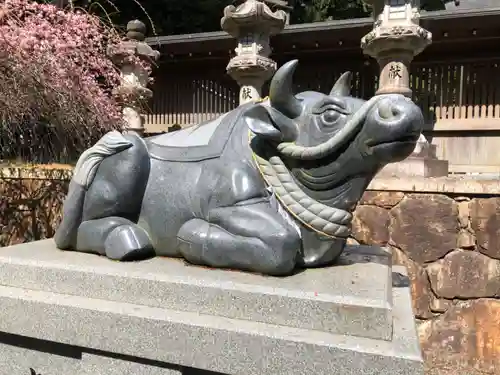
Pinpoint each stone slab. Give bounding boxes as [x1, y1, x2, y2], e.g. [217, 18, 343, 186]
[0, 265, 422, 375]
[368, 175, 500, 195]
[378, 157, 449, 177]
[0, 239, 393, 341]
[412, 142, 439, 159]
[0, 336, 182, 375]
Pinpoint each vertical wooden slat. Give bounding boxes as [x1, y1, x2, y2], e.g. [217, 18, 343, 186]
[166, 75, 171, 126]
[435, 65, 443, 121]
[184, 79, 189, 126]
[432, 65, 439, 122]
[165, 77, 171, 126]
[206, 78, 212, 121]
[208, 78, 213, 121]
[473, 66, 480, 119]
[409, 65, 417, 111]
[180, 79, 185, 126]
[149, 77, 156, 127]
[195, 78, 200, 124]
[162, 74, 167, 126]
[444, 64, 452, 120]
[487, 64, 494, 118]
[176, 78, 181, 125]
[206, 79, 211, 121]
[480, 63, 488, 119]
[215, 81, 220, 117]
[444, 64, 450, 119]
[198, 78, 203, 123]
[422, 66, 430, 122]
[221, 84, 227, 115]
[168, 78, 173, 126]
[210, 79, 215, 119]
[202, 78, 206, 123]
[217, 81, 222, 117]
[178, 79, 183, 126]
[157, 76, 162, 127]
[466, 63, 474, 119]
[173, 77, 178, 125]
[494, 62, 500, 118]
[479, 64, 489, 118]
[184, 79, 193, 124]
[153, 77, 159, 126]
[453, 64, 460, 119]
[185, 78, 191, 125]
[459, 64, 466, 119]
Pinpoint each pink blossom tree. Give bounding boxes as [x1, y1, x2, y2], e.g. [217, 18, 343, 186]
[0, 0, 133, 164]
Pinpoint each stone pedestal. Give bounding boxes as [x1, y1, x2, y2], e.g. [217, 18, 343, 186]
[361, 1, 432, 97]
[107, 20, 160, 136]
[362, 0, 448, 177]
[0, 240, 423, 375]
[378, 144, 450, 177]
[378, 136, 449, 177]
[221, 0, 286, 105]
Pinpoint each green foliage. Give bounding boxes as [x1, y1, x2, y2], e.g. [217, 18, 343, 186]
[85, 0, 234, 36]
[292, 0, 456, 23]
[291, 0, 369, 24]
[65, 0, 457, 37]
[421, 0, 451, 11]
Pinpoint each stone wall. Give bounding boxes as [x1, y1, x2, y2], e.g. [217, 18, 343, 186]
[350, 178, 500, 375]
[1, 169, 500, 374]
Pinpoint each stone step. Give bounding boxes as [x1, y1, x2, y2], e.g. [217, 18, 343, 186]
[0, 265, 422, 375]
[0, 240, 394, 341]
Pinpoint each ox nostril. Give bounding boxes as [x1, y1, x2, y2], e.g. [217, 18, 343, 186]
[378, 100, 399, 120]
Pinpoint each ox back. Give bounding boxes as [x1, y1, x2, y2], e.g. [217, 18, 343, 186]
[138, 104, 267, 256]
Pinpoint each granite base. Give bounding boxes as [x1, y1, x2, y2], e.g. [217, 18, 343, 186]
[378, 142, 449, 177]
[378, 156, 449, 177]
[0, 240, 424, 375]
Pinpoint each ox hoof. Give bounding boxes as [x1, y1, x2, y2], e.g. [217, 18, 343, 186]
[298, 236, 346, 268]
[104, 224, 154, 261]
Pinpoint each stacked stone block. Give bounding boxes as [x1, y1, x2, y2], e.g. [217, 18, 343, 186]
[350, 192, 500, 375]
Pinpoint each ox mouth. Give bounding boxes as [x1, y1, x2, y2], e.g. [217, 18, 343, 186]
[368, 133, 420, 148]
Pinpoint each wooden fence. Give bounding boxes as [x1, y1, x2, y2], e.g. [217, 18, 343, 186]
[145, 69, 239, 130]
[145, 57, 500, 174]
[412, 58, 500, 173]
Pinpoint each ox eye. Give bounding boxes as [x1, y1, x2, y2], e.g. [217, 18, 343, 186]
[321, 109, 341, 125]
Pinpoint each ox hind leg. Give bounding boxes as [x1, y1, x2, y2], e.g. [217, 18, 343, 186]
[75, 134, 154, 261]
[176, 199, 301, 276]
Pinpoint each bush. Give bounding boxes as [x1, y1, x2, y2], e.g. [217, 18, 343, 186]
[0, 0, 127, 164]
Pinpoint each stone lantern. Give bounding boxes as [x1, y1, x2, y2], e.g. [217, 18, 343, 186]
[362, 0, 448, 177]
[361, 0, 432, 97]
[221, 0, 287, 105]
[107, 20, 160, 136]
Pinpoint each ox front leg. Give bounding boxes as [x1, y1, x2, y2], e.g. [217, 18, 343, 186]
[176, 200, 301, 276]
[75, 217, 154, 261]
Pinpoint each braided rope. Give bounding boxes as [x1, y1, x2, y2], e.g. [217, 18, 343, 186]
[251, 147, 352, 239]
[248, 94, 379, 238]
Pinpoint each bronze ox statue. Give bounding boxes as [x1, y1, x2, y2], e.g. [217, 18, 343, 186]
[54, 60, 424, 276]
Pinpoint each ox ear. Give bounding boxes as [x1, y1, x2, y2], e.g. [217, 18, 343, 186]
[329, 72, 353, 97]
[243, 104, 298, 142]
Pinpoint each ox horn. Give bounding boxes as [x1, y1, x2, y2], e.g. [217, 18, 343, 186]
[329, 72, 353, 97]
[269, 60, 302, 119]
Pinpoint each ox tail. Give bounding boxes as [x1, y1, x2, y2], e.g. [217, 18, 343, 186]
[54, 131, 133, 249]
